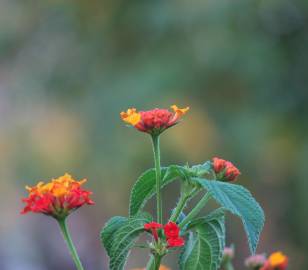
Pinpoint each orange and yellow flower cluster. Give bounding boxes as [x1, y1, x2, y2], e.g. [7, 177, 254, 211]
[120, 105, 189, 135]
[260, 252, 288, 270]
[245, 251, 288, 270]
[21, 173, 94, 219]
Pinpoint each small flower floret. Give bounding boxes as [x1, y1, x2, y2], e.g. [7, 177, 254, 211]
[144, 222, 163, 242]
[166, 237, 185, 248]
[164, 221, 184, 248]
[164, 221, 180, 239]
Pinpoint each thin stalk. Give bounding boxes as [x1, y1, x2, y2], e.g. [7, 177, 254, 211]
[146, 255, 161, 270]
[169, 187, 200, 223]
[146, 256, 155, 270]
[179, 192, 211, 229]
[225, 260, 234, 270]
[58, 218, 85, 270]
[169, 194, 190, 223]
[151, 135, 163, 224]
[154, 255, 162, 270]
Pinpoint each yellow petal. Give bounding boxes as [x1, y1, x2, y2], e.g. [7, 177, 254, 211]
[171, 105, 190, 116]
[120, 108, 141, 126]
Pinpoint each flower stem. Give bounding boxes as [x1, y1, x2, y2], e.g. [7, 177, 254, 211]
[169, 194, 190, 223]
[58, 218, 85, 270]
[154, 255, 162, 270]
[146, 254, 162, 270]
[146, 255, 155, 270]
[170, 187, 200, 223]
[225, 260, 234, 270]
[151, 135, 163, 224]
[178, 192, 211, 229]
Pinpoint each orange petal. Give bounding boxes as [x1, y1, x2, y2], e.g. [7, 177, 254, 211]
[120, 108, 141, 126]
[171, 105, 189, 116]
[268, 252, 288, 266]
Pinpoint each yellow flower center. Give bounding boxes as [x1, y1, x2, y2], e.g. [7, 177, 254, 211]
[26, 173, 87, 197]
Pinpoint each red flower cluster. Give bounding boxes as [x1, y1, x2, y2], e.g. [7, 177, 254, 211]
[120, 105, 189, 135]
[144, 221, 184, 248]
[21, 173, 94, 219]
[164, 221, 184, 248]
[212, 157, 240, 182]
[260, 252, 288, 270]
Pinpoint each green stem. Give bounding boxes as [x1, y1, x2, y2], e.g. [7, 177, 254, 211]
[146, 254, 162, 270]
[154, 255, 162, 270]
[170, 187, 200, 223]
[170, 194, 190, 223]
[179, 192, 211, 229]
[151, 135, 163, 224]
[146, 256, 155, 270]
[58, 218, 85, 270]
[225, 260, 234, 270]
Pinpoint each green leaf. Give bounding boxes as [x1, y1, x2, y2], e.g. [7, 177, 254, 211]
[100, 216, 127, 252]
[188, 207, 225, 227]
[100, 213, 152, 270]
[180, 211, 225, 270]
[193, 178, 265, 254]
[129, 166, 184, 217]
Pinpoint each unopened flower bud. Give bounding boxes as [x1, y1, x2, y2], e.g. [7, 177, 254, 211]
[245, 254, 266, 269]
[212, 157, 240, 182]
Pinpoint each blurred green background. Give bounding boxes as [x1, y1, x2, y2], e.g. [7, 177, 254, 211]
[0, 0, 307, 269]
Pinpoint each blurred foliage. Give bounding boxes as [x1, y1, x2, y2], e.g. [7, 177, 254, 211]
[0, 0, 307, 269]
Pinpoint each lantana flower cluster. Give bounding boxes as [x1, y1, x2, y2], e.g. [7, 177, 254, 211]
[120, 105, 189, 135]
[260, 252, 288, 270]
[213, 157, 241, 182]
[21, 173, 94, 219]
[144, 221, 184, 248]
